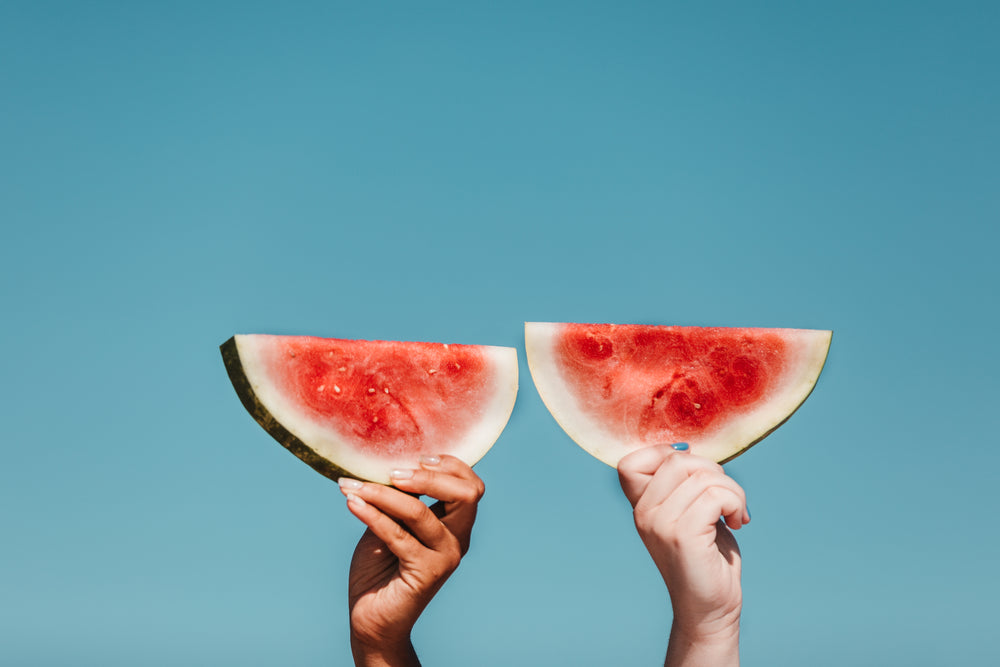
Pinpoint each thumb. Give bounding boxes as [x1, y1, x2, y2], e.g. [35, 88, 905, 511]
[617, 443, 690, 506]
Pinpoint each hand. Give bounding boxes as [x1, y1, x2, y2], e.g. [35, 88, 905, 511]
[618, 444, 750, 666]
[339, 455, 485, 667]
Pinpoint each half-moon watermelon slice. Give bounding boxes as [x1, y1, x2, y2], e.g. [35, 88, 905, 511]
[222, 334, 519, 484]
[524, 323, 831, 466]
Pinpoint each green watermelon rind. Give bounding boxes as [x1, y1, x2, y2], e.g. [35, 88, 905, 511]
[221, 335, 520, 484]
[222, 337, 354, 482]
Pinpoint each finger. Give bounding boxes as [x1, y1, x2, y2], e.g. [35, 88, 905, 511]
[427, 498, 478, 555]
[422, 454, 482, 486]
[342, 492, 426, 562]
[389, 464, 485, 505]
[339, 478, 455, 554]
[633, 454, 725, 516]
[392, 453, 483, 507]
[643, 469, 748, 529]
[618, 443, 690, 506]
[676, 485, 747, 535]
[389, 457, 485, 555]
[390, 467, 482, 545]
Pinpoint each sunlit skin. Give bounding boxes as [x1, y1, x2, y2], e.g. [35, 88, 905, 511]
[618, 443, 750, 667]
[342, 445, 748, 667]
[339, 455, 484, 667]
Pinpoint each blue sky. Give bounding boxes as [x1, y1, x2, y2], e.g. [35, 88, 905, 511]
[2, 2, 998, 665]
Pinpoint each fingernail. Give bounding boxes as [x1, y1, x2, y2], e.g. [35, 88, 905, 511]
[419, 455, 441, 466]
[671, 442, 689, 451]
[346, 493, 365, 507]
[338, 477, 363, 490]
[390, 469, 414, 480]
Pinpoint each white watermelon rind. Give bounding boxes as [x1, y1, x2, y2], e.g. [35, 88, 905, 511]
[524, 322, 832, 467]
[222, 335, 519, 484]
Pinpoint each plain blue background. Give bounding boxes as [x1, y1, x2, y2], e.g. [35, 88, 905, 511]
[2, 2, 997, 665]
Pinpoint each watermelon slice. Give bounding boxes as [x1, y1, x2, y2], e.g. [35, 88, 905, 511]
[524, 323, 831, 466]
[221, 335, 518, 484]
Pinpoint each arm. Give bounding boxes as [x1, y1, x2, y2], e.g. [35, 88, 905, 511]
[338, 455, 485, 667]
[617, 443, 750, 667]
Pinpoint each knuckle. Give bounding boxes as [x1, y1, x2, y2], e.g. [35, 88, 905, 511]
[424, 561, 446, 581]
[444, 546, 462, 571]
[693, 468, 719, 484]
[617, 455, 638, 475]
[415, 469, 437, 485]
[705, 485, 726, 501]
[440, 454, 466, 472]
[663, 455, 687, 473]
[458, 484, 482, 504]
[434, 537, 462, 574]
[387, 520, 409, 544]
[434, 557, 459, 580]
[705, 485, 735, 507]
[689, 469, 711, 485]
[633, 509, 653, 534]
[402, 499, 432, 524]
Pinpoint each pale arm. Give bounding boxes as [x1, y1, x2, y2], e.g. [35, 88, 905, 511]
[618, 443, 749, 667]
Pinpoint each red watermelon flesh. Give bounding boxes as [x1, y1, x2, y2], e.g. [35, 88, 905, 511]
[524, 323, 831, 465]
[222, 335, 518, 484]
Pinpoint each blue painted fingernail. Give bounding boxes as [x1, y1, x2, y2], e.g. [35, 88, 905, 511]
[671, 442, 689, 451]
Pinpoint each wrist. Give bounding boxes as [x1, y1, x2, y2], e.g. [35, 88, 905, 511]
[350, 632, 420, 667]
[665, 614, 740, 667]
[670, 602, 741, 639]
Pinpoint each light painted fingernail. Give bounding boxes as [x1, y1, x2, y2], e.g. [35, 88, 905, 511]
[419, 455, 441, 466]
[346, 493, 365, 507]
[390, 469, 414, 480]
[671, 442, 689, 451]
[338, 477, 363, 490]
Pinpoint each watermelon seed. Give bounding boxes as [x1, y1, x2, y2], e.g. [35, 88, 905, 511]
[454, 363, 461, 370]
[333, 385, 341, 393]
[338, 366, 347, 372]
[373, 417, 379, 423]
[694, 403, 702, 409]
[427, 369, 437, 375]
[384, 388, 390, 394]
[317, 385, 325, 392]
[368, 388, 376, 394]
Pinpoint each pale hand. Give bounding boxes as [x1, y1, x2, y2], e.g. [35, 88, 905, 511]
[618, 444, 750, 667]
